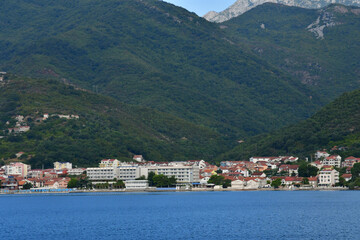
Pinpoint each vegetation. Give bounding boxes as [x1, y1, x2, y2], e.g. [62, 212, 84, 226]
[0, 76, 229, 167]
[22, 182, 33, 190]
[0, 0, 322, 140]
[221, 89, 360, 160]
[224, 3, 360, 104]
[152, 174, 176, 188]
[271, 178, 282, 188]
[298, 164, 318, 178]
[208, 175, 232, 188]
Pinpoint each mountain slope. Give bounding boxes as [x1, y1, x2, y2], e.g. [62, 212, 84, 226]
[0, 0, 321, 138]
[0, 75, 230, 168]
[220, 88, 360, 160]
[204, 0, 360, 22]
[221, 3, 360, 103]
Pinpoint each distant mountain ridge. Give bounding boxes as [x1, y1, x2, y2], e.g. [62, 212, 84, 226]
[204, 0, 360, 22]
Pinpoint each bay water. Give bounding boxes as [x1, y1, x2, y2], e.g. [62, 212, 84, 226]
[0, 191, 357, 239]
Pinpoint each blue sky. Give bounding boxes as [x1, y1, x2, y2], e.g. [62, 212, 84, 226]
[163, 0, 235, 16]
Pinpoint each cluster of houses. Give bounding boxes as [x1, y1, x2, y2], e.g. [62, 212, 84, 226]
[4, 113, 79, 136]
[0, 150, 358, 192]
[0, 161, 85, 191]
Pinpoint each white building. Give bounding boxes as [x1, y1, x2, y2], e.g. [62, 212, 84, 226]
[315, 151, 330, 160]
[54, 162, 73, 170]
[147, 164, 200, 183]
[118, 165, 139, 180]
[323, 155, 341, 168]
[87, 167, 118, 181]
[125, 180, 149, 190]
[4, 162, 31, 177]
[67, 168, 86, 175]
[318, 169, 339, 187]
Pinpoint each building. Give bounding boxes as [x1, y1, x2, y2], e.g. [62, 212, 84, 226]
[54, 162, 73, 170]
[118, 165, 139, 180]
[342, 157, 360, 168]
[147, 164, 200, 183]
[133, 155, 145, 162]
[323, 155, 341, 168]
[87, 167, 118, 181]
[278, 165, 300, 176]
[315, 151, 330, 160]
[99, 159, 120, 168]
[67, 168, 86, 176]
[318, 169, 339, 187]
[4, 162, 30, 177]
[125, 180, 149, 190]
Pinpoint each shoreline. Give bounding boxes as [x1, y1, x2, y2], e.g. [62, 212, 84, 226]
[0, 187, 349, 195]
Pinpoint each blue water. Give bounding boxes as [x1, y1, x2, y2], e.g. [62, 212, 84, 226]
[0, 191, 357, 240]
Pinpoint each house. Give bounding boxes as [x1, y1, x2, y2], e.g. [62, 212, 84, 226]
[318, 169, 339, 187]
[15, 152, 25, 158]
[281, 156, 299, 163]
[341, 174, 352, 182]
[231, 179, 245, 189]
[99, 159, 120, 168]
[284, 177, 303, 186]
[308, 177, 318, 188]
[310, 160, 323, 169]
[278, 165, 299, 176]
[1, 176, 18, 190]
[54, 162, 73, 170]
[67, 168, 86, 176]
[342, 157, 360, 168]
[251, 172, 266, 178]
[133, 155, 145, 162]
[315, 151, 330, 160]
[323, 155, 341, 168]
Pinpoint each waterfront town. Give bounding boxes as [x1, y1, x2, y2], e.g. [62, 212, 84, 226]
[0, 150, 358, 193]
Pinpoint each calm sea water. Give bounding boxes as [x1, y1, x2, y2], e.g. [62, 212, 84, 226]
[0, 191, 357, 240]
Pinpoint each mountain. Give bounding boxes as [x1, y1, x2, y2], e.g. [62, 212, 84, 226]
[0, 0, 321, 139]
[221, 3, 360, 103]
[220, 88, 360, 160]
[204, 0, 360, 22]
[0, 75, 229, 168]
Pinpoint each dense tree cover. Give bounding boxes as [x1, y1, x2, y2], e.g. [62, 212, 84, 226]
[298, 164, 318, 178]
[208, 175, 231, 188]
[152, 174, 176, 188]
[221, 89, 360, 160]
[0, 76, 229, 167]
[22, 182, 33, 190]
[224, 3, 360, 103]
[271, 178, 282, 188]
[0, 0, 322, 140]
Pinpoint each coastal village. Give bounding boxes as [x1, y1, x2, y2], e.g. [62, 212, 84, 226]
[0, 150, 357, 193]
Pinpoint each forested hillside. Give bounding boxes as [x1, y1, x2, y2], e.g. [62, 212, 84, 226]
[0, 75, 229, 168]
[220, 89, 360, 160]
[0, 0, 320, 139]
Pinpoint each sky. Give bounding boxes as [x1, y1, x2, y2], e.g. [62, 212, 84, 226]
[163, 0, 236, 16]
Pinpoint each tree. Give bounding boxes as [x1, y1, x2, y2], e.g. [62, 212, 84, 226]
[135, 175, 146, 180]
[113, 180, 125, 189]
[208, 175, 225, 186]
[298, 164, 318, 177]
[148, 171, 156, 186]
[67, 178, 79, 188]
[351, 163, 360, 181]
[302, 177, 309, 185]
[271, 178, 282, 188]
[152, 174, 176, 187]
[22, 182, 33, 189]
[216, 169, 222, 174]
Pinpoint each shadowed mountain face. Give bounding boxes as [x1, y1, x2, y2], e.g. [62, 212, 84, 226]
[0, 0, 320, 139]
[204, 0, 360, 22]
